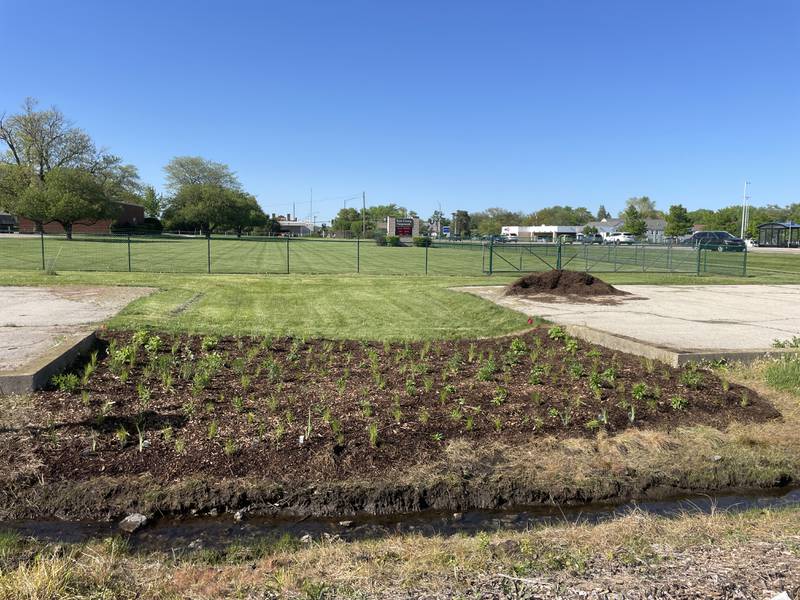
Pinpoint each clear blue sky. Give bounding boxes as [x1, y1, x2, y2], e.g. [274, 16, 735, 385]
[3, 0, 798, 224]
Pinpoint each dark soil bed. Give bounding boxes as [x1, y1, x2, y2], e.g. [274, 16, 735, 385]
[506, 270, 629, 298]
[2, 328, 778, 487]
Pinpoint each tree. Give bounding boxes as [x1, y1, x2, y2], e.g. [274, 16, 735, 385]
[163, 156, 241, 193]
[597, 205, 611, 220]
[1, 98, 138, 188]
[664, 204, 693, 238]
[470, 207, 524, 236]
[226, 192, 267, 237]
[526, 205, 593, 226]
[621, 205, 647, 237]
[167, 183, 240, 237]
[141, 185, 163, 219]
[623, 196, 663, 219]
[41, 168, 111, 239]
[583, 225, 598, 235]
[331, 207, 361, 233]
[451, 210, 471, 236]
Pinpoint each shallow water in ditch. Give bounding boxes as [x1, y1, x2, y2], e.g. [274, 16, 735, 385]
[3, 486, 799, 552]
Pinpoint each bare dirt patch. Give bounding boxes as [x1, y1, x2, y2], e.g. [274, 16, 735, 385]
[505, 269, 629, 301]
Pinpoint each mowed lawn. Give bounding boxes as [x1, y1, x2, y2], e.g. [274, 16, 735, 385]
[0, 271, 530, 340]
[0, 234, 488, 276]
[2, 234, 791, 278]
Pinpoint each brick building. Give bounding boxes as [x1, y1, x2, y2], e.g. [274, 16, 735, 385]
[16, 201, 145, 234]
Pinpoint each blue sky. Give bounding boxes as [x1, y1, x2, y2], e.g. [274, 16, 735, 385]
[2, 0, 798, 224]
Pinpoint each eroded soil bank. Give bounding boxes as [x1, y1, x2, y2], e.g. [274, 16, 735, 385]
[0, 330, 795, 521]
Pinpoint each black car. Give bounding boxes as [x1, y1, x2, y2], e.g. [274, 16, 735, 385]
[681, 231, 746, 252]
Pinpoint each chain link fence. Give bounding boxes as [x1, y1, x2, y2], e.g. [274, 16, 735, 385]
[0, 233, 747, 276]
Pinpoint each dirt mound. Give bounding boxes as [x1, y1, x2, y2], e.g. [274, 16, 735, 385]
[505, 270, 629, 298]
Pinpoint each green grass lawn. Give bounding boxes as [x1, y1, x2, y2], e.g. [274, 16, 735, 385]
[5, 234, 792, 279]
[0, 271, 531, 340]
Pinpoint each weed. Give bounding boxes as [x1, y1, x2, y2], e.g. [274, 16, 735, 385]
[174, 437, 186, 454]
[224, 438, 237, 456]
[465, 415, 475, 431]
[772, 336, 800, 349]
[207, 420, 219, 439]
[232, 396, 245, 413]
[548, 325, 567, 340]
[431, 432, 444, 442]
[492, 416, 502, 432]
[51, 372, 79, 393]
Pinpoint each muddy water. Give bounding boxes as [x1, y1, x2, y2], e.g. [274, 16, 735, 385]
[4, 487, 799, 551]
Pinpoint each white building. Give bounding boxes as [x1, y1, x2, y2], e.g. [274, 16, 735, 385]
[501, 225, 582, 242]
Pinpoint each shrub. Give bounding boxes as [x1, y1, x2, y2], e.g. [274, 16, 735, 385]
[412, 236, 431, 247]
[385, 236, 401, 247]
[373, 233, 387, 246]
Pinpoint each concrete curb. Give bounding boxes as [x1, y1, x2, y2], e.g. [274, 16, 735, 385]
[561, 323, 799, 367]
[0, 329, 98, 394]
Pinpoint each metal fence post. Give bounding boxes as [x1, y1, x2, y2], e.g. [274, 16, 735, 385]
[286, 237, 290, 274]
[127, 233, 132, 272]
[696, 248, 701, 275]
[40, 230, 45, 270]
[207, 235, 211, 274]
[357, 236, 360, 273]
[557, 239, 563, 271]
[488, 238, 494, 274]
[742, 248, 748, 277]
[425, 241, 429, 275]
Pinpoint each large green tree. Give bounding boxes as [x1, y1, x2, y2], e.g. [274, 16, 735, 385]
[226, 192, 267, 237]
[664, 204, 693, 237]
[163, 156, 241, 193]
[166, 183, 242, 237]
[526, 205, 593, 226]
[596, 205, 611, 220]
[41, 168, 112, 239]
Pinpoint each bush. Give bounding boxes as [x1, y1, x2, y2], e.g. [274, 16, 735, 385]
[412, 236, 431, 247]
[374, 233, 387, 246]
[386, 236, 401, 247]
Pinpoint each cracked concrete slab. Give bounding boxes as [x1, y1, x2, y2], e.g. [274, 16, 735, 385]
[0, 286, 154, 390]
[457, 284, 800, 357]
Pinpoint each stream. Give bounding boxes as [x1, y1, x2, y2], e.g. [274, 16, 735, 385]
[3, 486, 798, 552]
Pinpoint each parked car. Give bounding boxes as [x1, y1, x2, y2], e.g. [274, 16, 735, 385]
[605, 232, 636, 245]
[681, 231, 746, 252]
[581, 233, 604, 244]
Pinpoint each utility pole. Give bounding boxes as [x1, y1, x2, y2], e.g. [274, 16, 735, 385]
[740, 181, 751, 239]
[362, 191, 366, 236]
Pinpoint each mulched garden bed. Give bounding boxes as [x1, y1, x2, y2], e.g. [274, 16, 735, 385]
[8, 327, 779, 484]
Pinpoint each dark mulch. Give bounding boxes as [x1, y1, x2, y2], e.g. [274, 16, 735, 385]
[5, 329, 779, 485]
[505, 270, 629, 298]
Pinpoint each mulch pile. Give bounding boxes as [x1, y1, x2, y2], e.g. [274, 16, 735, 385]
[505, 269, 629, 298]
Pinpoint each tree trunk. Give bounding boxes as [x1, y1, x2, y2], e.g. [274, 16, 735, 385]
[64, 223, 73, 240]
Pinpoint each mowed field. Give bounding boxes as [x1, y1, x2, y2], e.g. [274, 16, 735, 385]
[0, 233, 778, 277]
